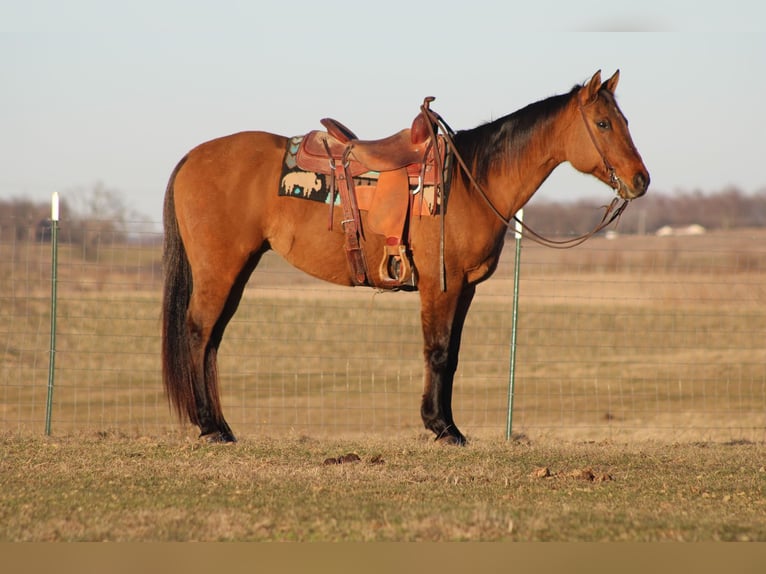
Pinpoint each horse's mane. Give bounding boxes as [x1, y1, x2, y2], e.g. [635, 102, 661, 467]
[452, 85, 581, 186]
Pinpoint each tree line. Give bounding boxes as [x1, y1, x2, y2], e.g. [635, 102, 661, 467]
[0, 184, 154, 258]
[520, 187, 766, 237]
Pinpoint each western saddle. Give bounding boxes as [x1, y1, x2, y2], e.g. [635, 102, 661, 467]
[295, 97, 448, 290]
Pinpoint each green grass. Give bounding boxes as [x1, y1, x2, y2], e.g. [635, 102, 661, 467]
[1, 432, 764, 541]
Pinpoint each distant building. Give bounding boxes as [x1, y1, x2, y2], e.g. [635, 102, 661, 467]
[655, 224, 706, 237]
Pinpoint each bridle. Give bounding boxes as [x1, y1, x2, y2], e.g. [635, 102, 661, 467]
[578, 98, 623, 194]
[420, 95, 629, 251]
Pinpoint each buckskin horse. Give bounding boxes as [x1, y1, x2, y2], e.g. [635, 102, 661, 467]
[162, 70, 649, 444]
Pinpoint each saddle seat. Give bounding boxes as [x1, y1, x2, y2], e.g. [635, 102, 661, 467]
[319, 112, 433, 173]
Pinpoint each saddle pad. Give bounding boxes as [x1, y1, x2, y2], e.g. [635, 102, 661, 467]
[279, 136, 338, 204]
[279, 135, 442, 216]
[279, 136, 383, 206]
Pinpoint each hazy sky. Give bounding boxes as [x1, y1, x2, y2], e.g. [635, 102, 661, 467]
[2, 1, 764, 222]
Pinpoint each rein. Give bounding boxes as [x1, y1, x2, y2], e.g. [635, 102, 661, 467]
[420, 98, 630, 250]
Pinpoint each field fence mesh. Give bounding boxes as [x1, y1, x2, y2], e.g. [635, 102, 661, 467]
[2, 216, 765, 442]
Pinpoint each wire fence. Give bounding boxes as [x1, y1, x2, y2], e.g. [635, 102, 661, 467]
[2, 215, 765, 442]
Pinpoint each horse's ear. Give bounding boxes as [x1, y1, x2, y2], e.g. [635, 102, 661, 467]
[580, 70, 602, 105]
[602, 70, 620, 94]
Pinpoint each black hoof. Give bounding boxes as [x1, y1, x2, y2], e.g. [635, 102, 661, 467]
[200, 430, 237, 443]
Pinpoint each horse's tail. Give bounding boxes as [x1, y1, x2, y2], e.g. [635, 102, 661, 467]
[161, 156, 198, 427]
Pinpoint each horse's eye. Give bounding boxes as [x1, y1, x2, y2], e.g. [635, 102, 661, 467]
[596, 119, 611, 130]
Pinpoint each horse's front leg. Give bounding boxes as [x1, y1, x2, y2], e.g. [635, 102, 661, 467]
[419, 283, 476, 445]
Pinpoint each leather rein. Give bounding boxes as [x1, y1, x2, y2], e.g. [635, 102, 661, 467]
[420, 98, 630, 250]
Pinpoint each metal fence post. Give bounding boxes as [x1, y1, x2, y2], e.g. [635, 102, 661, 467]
[505, 208, 523, 440]
[45, 192, 60, 436]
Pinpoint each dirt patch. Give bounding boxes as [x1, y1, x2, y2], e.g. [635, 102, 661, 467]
[531, 466, 613, 483]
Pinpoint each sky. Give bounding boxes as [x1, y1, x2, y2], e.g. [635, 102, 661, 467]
[1, 1, 764, 223]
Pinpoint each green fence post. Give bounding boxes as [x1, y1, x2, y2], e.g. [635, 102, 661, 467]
[45, 192, 59, 436]
[505, 208, 523, 441]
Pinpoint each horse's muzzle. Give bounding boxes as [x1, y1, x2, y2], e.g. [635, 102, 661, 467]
[618, 170, 650, 200]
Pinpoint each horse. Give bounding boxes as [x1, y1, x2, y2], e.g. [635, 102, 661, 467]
[161, 70, 649, 444]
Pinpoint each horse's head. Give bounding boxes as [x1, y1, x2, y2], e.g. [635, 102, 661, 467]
[568, 70, 650, 200]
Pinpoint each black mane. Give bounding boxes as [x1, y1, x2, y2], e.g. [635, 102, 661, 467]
[452, 85, 580, 185]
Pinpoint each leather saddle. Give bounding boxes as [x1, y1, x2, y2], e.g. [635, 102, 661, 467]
[294, 97, 447, 290]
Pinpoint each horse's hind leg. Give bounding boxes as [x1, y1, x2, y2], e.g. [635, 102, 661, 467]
[187, 255, 260, 442]
[186, 282, 236, 442]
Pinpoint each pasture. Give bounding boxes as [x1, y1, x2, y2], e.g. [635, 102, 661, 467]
[2, 433, 765, 541]
[1, 225, 765, 540]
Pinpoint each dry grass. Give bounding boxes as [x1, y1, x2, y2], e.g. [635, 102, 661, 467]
[2, 229, 765, 442]
[2, 227, 766, 542]
[1, 432, 764, 541]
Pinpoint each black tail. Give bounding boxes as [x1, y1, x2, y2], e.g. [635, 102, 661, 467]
[161, 156, 198, 426]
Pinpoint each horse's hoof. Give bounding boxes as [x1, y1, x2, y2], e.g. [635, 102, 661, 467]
[435, 434, 466, 446]
[201, 431, 237, 444]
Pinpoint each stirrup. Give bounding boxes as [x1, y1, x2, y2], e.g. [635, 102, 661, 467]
[378, 243, 415, 288]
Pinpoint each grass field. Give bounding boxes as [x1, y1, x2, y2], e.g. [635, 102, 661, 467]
[2, 225, 765, 541]
[2, 227, 764, 441]
[6, 230, 766, 441]
[1, 432, 764, 541]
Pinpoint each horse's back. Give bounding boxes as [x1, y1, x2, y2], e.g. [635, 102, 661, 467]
[181, 130, 286, 185]
[174, 130, 285, 216]
[170, 132, 287, 277]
